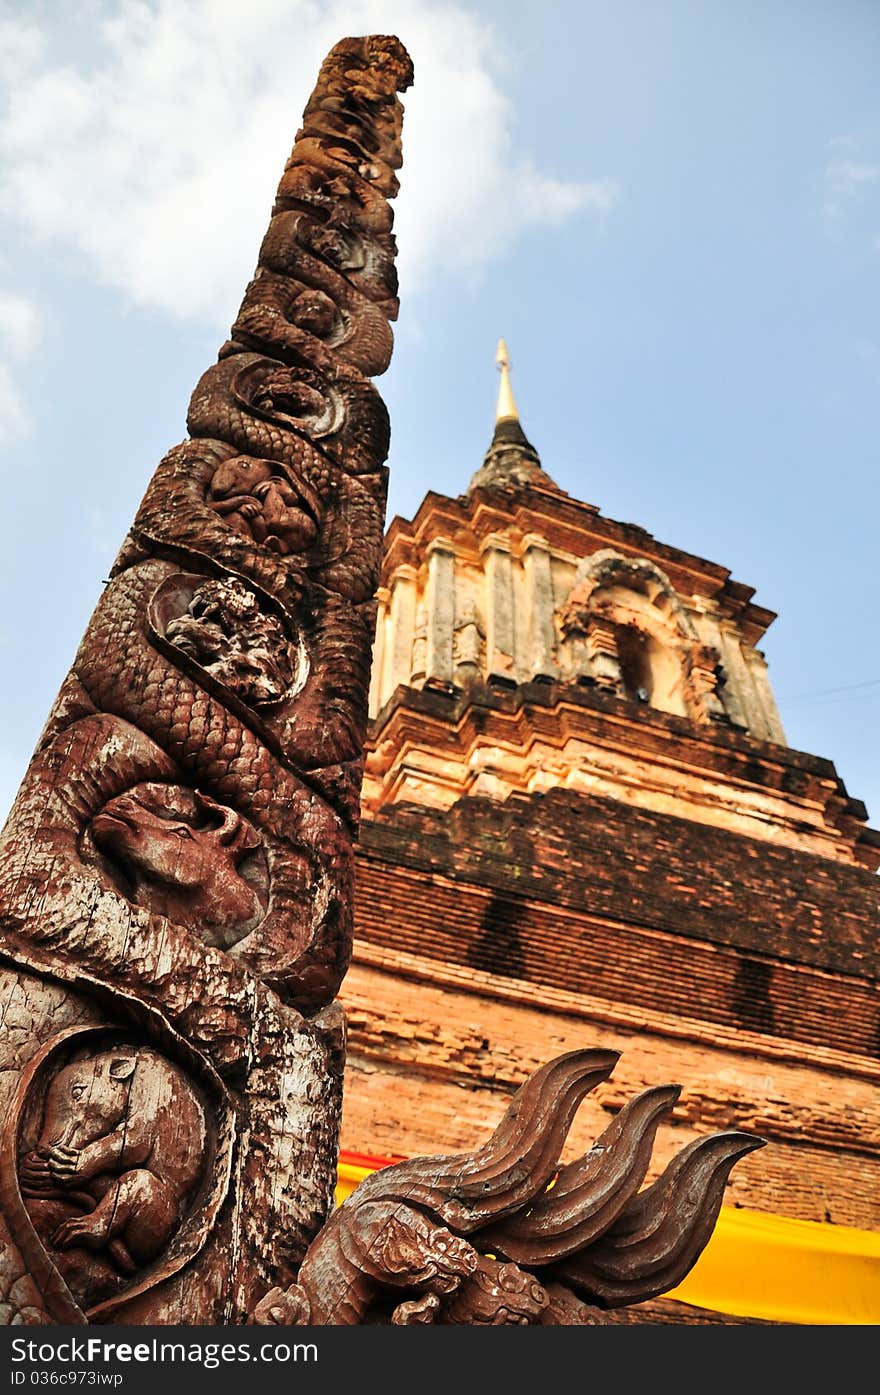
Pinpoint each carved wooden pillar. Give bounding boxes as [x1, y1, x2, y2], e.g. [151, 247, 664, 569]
[0, 35, 412, 1327]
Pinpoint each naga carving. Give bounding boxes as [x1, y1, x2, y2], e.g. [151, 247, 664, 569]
[248, 1052, 764, 1326]
[0, 34, 413, 1325]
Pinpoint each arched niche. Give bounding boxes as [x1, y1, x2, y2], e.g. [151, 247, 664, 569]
[557, 549, 725, 722]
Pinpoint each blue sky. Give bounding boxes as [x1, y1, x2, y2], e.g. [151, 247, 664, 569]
[0, 0, 878, 834]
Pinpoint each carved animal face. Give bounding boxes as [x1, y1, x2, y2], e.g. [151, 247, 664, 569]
[189, 577, 258, 625]
[91, 784, 266, 947]
[250, 368, 328, 425]
[210, 456, 273, 499]
[376, 1215, 478, 1296]
[38, 1054, 136, 1153]
[289, 289, 339, 339]
[441, 1256, 549, 1326]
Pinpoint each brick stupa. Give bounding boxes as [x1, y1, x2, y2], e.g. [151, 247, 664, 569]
[340, 342, 880, 1324]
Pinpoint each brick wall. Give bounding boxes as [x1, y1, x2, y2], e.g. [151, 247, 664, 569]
[353, 786, 880, 1056]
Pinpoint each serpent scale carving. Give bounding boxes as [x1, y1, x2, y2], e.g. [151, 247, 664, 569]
[0, 35, 413, 1325]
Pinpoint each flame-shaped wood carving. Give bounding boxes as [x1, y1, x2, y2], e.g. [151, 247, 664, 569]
[249, 1051, 765, 1326]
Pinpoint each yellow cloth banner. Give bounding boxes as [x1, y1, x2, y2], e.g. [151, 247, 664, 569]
[667, 1205, 880, 1324]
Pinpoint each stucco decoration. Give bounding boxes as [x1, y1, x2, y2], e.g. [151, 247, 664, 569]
[559, 549, 727, 720]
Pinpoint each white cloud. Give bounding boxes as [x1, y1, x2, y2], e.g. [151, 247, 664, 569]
[827, 160, 880, 193]
[0, 0, 617, 326]
[0, 289, 41, 439]
[0, 361, 31, 439]
[0, 12, 45, 84]
[820, 141, 880, 229]
[0, 290, 41, 357]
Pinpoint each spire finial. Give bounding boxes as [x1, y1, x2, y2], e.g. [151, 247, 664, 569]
[467, 337, 561, 497]
[495, 337, 519, 423]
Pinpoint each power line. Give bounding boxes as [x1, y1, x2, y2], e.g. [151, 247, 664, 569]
[784, 677, 880, 704]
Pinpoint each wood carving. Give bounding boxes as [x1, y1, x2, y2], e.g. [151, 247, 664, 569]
[249, 1051, 764, 1326]
[0, 34, 413, 1325]
[22, 1047, 204, 1271]
[89, 783, 268, 949]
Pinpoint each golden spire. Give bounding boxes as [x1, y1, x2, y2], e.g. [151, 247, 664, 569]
[495, 338, 520, 423]
[468, 335, 557, 495]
